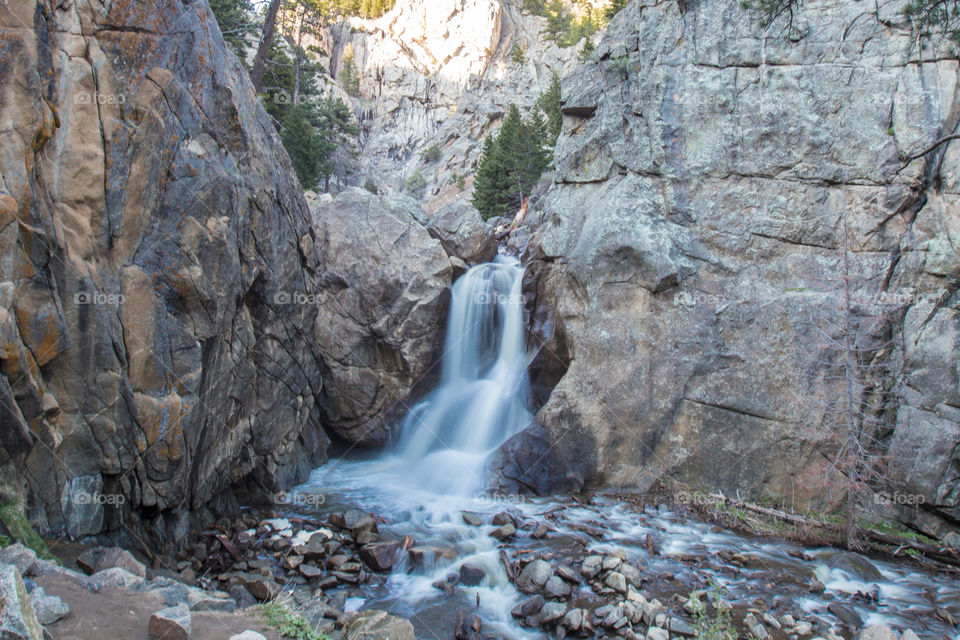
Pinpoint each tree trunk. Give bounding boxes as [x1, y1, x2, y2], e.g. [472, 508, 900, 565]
[250, 0, 282, 92]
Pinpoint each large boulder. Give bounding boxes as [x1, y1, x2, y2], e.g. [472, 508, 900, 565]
[424, 200, 497, 264]
[0, 0, 329, 547]
[308, 189, 451, 443]
[0, 563, 42, 640]
[345, 610, 416, 640]
[495, 0, 960, 538]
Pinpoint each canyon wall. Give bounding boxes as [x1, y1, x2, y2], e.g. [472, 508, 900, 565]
[494, 0, 960, 542]
[0, 0, 450, 549]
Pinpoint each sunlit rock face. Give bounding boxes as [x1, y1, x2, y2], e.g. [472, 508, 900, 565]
[0, 0, 451, 549]
[326, 0, 582, 204]
[494, 0, 960, 540]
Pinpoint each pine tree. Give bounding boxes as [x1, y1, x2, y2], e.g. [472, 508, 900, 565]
[537, 73, 563, 143]
[209, 0, 256, 56]
[471, 104, 555, 220]
[472, 135, 513, 219]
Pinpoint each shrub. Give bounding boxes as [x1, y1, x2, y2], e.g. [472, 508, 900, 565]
[510, 42, 526, 64]
[403, 170, 427, 195]
[362, 177, 379, 194]
[420, 143, 442, 163]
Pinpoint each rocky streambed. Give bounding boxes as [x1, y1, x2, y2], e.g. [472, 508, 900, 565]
[143, 456, 958, 640]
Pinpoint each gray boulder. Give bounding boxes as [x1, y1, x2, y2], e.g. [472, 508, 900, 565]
[309, 189, 452, 444]
[425, 200, 497, 264]
[0, 563, 42, 640]
[148, 603, 191, 640]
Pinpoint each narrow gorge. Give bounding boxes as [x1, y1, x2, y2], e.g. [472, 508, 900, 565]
[0, 0, 958, 638]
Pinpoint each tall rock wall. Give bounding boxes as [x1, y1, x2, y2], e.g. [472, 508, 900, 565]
[326, 0, 583, 207]
[497, 0, 960, 539]
[0, 0, 450, 549]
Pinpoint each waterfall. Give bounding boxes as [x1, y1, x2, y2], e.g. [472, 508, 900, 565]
[392, 256, 532, 497]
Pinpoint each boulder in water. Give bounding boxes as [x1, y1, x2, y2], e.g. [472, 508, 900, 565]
[458, 564, 486, 586]
[490, 522, 516, 541]
[517, 559, 553, 593]
[539, 602, 566, 625]
[462, 512, 483, 527]
[358, 541, 402, 572]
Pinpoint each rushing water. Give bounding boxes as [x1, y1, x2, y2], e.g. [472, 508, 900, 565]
[291, 259, 960, 640]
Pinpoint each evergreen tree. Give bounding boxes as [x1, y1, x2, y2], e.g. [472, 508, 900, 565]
[471, 135, 513, 219]
[209, 0, 256, 56]
[471, 104, 555, 220]
[537, 73, 563, 143]
[339, 45, 361, 96]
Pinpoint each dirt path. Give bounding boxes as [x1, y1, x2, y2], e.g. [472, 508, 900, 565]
[35, 573, 282, 640]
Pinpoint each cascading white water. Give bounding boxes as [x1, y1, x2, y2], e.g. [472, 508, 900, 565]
[392, 256, 532, 497]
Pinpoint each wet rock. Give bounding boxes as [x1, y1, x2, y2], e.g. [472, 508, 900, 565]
[454, 606, 483, 639]
[28, 586, 69, 624]
[581, 555, 602, 579]
[462, 512, 483, 527]
[544, 575, 571, 598]
[744, 614, 769, 640]
[827, 603, 862, 630]
[345, 610, 415, 640]
[604, 571, 627, 593]
[492, 512, 516, 527]
[358, 541, 402, 572]
[148, 603, 191, 640]
[458, 564, 486, 586]
[331, 510, 378, 536]
[642, 599, 664, 625]
[0, 564, 42, 640]
[854, 625, 899, 640]
[900, 631, 921, 640]
[539, 602, 566, 625]
[232, 573, 279, 601]
[517, 559, 553, 593]
[555, 564, 579, 584]
[602, 556, 623, 571]
[490, 522, 516, 541]
[646, 628, 669, 640]
[562, 608, 584, 630]
[794, 621, 814, 636]
[763, 613, 782, 630]
[531, 523, 550, 539]
[668, 616, 696, 636]
[299, 564, 323, 580]
[512, 595, 545, 618]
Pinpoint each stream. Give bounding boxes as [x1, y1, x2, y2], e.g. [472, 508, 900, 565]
[285, 258, 959, 639]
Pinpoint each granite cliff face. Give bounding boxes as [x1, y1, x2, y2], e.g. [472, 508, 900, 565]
[0, 0, 450, 548]
[324, 0, 583, 207]
[494, 0, 960, 540]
